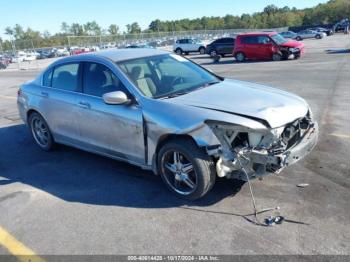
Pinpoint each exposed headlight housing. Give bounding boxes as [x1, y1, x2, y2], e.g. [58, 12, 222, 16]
[248, 133, 263, 147]
[289, 47, 299, 52]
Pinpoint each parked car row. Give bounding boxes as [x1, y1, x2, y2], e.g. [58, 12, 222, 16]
[280, 27, 333, 41]
[0, 55, 10, 69]
[173, 31, 305, 62]
[334, 18, 350, 32]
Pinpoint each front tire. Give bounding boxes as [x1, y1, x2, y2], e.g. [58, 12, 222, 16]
[29, 112, 55, 151]
[199, 47, 206, 55]
[296, 36, 302, 41]
[315, 34, 321, 39]
[272, 53, 282, 61]
[158, 138, 215, 200]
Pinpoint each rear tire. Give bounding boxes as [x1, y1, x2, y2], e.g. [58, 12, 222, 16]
[28, 112, 55, 151]
[157, 138, 216, 200]
[209, 50, 217, 58]
[175, 48, 183, 55]
[296, 36, 302, 41]
[235, 52, 246, 62]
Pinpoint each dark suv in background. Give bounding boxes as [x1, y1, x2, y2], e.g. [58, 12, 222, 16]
[206, 37, 235, 57]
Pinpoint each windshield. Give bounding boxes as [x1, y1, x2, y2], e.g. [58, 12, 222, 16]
[271, 34, 288, 45]
[117, 54, 220, 98]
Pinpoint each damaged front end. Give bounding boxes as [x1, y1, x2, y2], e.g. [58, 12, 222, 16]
[206, 112, 318, 181]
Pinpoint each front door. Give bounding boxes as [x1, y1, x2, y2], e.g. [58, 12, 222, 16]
[76, 62, 145, 164]
[255, 36, 273, 60]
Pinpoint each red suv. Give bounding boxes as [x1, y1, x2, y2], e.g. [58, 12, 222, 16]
[233, 32, 305, 62]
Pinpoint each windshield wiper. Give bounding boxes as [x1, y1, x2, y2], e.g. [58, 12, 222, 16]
[165, 91, 191, 98]
[158, 81, 220, 99]
[196, 81, 220, 90]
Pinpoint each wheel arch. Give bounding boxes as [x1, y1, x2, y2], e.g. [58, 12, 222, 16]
[151, 133, 210, 175]
[26, 108, 41, 124]
[26, 109, 53, 138]
[235, 51, 246, 61]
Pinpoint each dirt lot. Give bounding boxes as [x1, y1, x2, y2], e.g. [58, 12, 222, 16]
[0, 34, 349, 256]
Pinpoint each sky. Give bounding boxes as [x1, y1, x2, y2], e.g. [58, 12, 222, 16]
[1, 0, 328, 39]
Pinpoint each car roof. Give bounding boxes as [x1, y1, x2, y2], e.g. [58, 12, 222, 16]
[215, 37, 235, 40]
[237, 31, 277, 37]
[56, 48, 170, 64]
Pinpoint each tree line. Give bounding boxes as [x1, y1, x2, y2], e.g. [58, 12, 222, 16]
[1, 0, 349, 51]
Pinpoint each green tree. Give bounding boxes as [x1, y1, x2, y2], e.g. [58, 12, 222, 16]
[70, 23, 84, 36]
[108, 24, 119, 35]
[13, 24, 25, 39]
[4, 27, 14, 38]
[61, 22, 70, 34]
[264, 4, 279, 15]
[126, 22, 141, 34]
[84, 21, 101, 35]
[149, 19, 162, 32]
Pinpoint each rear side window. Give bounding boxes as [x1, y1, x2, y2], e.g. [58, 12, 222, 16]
[215, 39, 225, 44]
[52, 63, 80, 92]
[43, 69, 53, 87]
[224, 38, 235, 43]
[241, 36, 258, 44]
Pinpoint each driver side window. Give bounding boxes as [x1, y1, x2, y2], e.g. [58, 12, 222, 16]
[82, 62, 127, 97]
[257, 36, 271, 44]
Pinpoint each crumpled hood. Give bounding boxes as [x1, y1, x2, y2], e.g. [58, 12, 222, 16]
[168, 79, 309, 128]
[281, 40, 304, 49]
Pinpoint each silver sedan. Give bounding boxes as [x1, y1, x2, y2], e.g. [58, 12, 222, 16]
[17, 49, 318, 200]
[295, 29, 326, 40]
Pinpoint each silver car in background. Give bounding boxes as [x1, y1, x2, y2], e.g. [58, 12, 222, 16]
[17, 49, 318, 200]
[279, 31, 297, 39]
[295, 29, 326, 41]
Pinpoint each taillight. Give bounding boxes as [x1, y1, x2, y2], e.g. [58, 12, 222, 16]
[17, 88, 22, 97]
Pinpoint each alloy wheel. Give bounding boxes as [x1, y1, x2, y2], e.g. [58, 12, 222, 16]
[31, 116, 50, 148]
[161, 150, 197, 195]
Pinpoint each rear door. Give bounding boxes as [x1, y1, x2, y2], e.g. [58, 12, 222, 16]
[76, 61, 145, 164]
[241, 36, 259, 59]
[40, 62, 82, 143]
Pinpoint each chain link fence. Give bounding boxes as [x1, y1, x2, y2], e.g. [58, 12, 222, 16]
[67, 27, 288, 47]
[1, 27, 288, 70]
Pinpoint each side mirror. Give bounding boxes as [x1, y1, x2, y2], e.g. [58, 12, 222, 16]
[103, 91, 130, 105]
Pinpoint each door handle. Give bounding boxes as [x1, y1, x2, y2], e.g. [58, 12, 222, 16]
[78, 101, 91, 109]
[41, 91, 49, 98]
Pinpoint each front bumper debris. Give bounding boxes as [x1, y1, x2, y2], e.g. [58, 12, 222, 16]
[215, 121, 318, 181]
[282, 122, 318, 167]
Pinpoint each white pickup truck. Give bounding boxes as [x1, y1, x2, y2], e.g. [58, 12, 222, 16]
[173, 39, 206, 55]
